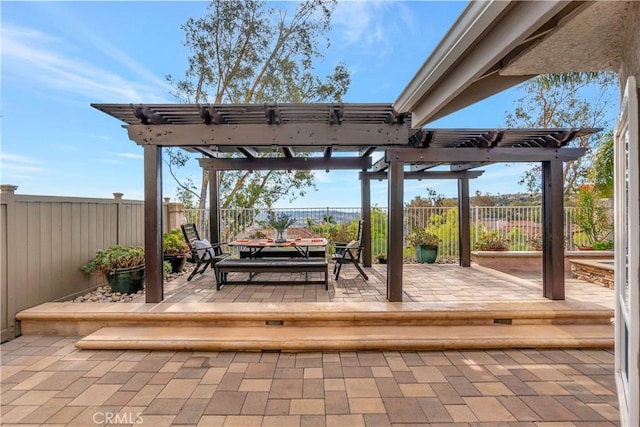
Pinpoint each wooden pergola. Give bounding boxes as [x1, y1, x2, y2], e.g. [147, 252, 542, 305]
[93, 103, 596, 303]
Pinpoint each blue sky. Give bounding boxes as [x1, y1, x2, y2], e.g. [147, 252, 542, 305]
[0, 1, 606, 208]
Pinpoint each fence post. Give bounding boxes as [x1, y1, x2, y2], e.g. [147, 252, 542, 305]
[1, 185, 19, 340]
[166, 201, 185, 233]
[113, 192, 124, 245]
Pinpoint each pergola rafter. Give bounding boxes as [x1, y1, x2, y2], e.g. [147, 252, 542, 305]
[92, 102, 598, 304]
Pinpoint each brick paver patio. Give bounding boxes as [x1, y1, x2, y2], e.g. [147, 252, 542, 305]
[156, 264, 615, 310]
[1, 264, 619, 425]
[1, 336, 619, 426]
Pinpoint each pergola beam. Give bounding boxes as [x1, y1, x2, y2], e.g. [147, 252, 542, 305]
[409, 162, 441, 172]
[386, 147, 587, 163]
[191, 147, 218, 158]
[198, 156, 372, 171]
[371, 157, 389, 172]
[359, 146, 376, 157]
[282, 146, 296, 158]
[126, 123, 408, 147]
[450, 162, 491, 171]
[237, 147, 258, 159]
[360, 170, 484, 180]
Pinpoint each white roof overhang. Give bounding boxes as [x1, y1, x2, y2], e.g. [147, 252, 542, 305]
[395, 0, 630, 127]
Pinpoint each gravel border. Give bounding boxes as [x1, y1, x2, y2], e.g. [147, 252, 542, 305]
[70, 264, 195, 303]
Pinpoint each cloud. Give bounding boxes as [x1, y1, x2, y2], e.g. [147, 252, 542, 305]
[312, 170, 334, 184]
[0, 153, 43, 164]
[333, 1, 389, 49]
[7, 174, 38, 180]
[1, 24, 169, 103]
[0, 153, 46, 175]
[115, 153, 144, 160]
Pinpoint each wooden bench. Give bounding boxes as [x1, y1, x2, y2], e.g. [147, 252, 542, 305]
[214, 258, 329, 290]
[239, 247, 326, 259]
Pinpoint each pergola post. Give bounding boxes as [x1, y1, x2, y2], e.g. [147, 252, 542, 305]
[542, 160, 565, 300]
[387, 158, 404, 302]
[144, 145, 163, 303]
[361, 173, 372, 267]
[458, 177, 471, 267]
[209, 170, 221, 243]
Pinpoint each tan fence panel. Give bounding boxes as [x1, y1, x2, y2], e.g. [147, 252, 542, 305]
[1, 190, 147, 341]
[1, 203, 8, 341]
[117, 202, 145, 246]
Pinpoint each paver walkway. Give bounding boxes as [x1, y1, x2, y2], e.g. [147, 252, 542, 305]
[1, 336, 619, 426]
[2, 264, 619, 425]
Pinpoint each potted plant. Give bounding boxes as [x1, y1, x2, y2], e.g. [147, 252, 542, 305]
[267, 212, 296, 242]
[407, 228, 440, 264]
[527, 235, 543, 251]
[474, 231, 510, 251]
[163, 228, 189, 273]
[376, 253, 388, 264]
[592, 240, 614, 250]
[81, 246, 145, 294]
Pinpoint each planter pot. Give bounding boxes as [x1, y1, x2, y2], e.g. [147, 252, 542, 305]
[106, 265, 145, 294]
[377, 257, 387, 264]
[164, 254, 187, 273]
[415, 245, 438, 264]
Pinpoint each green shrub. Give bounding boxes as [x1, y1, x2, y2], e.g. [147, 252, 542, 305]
[592, 240, 614, 250]
[163, 229, 189, 255]
[81, 246, 145, 277]
[474, 231, 509, 251]
[407, 228, 440, 247]
[163, 261, 172, 275]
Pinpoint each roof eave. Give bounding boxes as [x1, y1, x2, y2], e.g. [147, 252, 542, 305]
[393, 0, 510, 115]
[394, 0, 571, 128]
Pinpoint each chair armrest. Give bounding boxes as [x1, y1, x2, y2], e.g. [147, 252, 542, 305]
[333, 242, 348, 255]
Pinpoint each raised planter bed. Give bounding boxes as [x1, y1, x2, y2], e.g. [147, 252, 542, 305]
[569, 259, 614, 289]
[472, 250, 614, 278]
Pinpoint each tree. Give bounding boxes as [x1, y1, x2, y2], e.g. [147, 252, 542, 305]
[505, 72, 617, 196]
[405, 188, 456, 233]
[591, 131, 614, 198]
[165, 0, 350, 210]
[471, 191, 495, 207]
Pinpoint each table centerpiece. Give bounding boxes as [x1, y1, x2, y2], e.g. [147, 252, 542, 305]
[267, 212, 296, 243]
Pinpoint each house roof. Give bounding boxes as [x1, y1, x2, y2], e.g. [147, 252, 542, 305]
[394, 0, 629, 127]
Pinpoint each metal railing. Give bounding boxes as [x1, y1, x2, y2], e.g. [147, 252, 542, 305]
[183, 205, 579, 258]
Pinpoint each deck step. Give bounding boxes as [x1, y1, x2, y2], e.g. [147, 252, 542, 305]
[17, 301, 614, 337]
[76, 324, 614, 351]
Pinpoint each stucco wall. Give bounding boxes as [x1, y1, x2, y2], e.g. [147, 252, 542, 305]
[619, 1, 640, 87]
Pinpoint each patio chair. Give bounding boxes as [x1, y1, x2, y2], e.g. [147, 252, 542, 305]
[332, 220, 368, 281]
[181, 223, 230, 281]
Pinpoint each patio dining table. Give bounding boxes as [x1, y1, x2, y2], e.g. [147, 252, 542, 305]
[228, 237, 328, 258]
[221, 237, 330, 286]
